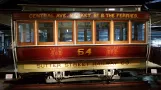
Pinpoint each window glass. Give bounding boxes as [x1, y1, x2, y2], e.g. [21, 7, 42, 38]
[58, 22, 73, 42]
[114, 22, 128, 41]
[96, 22, 110, 41]
[18, 23, 34, 43]
[132, 22, 145, 41]
[77, 22, 92, 42]
[38, 22, 53, 42]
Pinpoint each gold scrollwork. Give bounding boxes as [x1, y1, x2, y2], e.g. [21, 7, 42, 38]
[50, 48, 63, 57]
[54, 48, 63, 58]
[57, 48, 63, 56]
[106, 47, 118, 55]
[50, 48, 55, 56]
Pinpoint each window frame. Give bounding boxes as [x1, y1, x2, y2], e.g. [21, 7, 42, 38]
[113, 20, 129, 44]
[95, 21, 111, 44]
[76, 20, 93, 44]
[131, 20, 146, 43]
[37, 20, 55, 45]
[57, 20, 74, 45]
[16, 20, 35, 46]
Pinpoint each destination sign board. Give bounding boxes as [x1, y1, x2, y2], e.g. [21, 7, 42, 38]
[13, 12, 149, 20]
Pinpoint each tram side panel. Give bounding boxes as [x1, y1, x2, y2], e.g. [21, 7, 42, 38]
[16, 45, 147, 73]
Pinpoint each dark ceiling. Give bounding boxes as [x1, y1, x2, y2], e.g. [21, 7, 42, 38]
[0, 23, 10, 33]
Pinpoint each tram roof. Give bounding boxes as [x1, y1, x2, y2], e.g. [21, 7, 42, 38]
[17, 4, 143, 8]
[0, 0, 152, 10]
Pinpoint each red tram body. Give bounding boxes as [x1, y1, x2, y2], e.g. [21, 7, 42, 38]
[12, 5, 150, 82]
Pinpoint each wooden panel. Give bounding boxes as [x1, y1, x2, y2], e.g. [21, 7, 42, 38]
[16, 45, 147, 62]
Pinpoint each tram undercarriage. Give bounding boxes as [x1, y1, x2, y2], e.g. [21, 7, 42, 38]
[18, 69, 120, 83]
[17, 60, 146, 83]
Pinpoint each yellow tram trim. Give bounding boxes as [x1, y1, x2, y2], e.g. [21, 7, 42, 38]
[17, 61, 146, 73]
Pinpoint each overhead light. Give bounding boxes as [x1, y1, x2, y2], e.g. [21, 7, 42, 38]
[108, 8, 115, 11]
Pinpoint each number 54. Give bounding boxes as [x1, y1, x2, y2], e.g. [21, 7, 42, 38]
[77, 48, 91, 56]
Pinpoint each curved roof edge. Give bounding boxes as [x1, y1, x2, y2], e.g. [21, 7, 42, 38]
[17, 4, 142, 8]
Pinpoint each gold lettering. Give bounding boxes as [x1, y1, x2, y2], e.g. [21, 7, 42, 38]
[69, 13, 80, 18]
[101, 14, 105, 18]
[56, 14, 65, 18]
[56, 14, 60, 18]
[42, 14, 46, 18]
[93, 62, 106, 66]
[28, 13, 140, 19]
[52, 64, 57, 67]
[80, 13, 88, 18]
[80, 13, 83, 17]
[134, 14, 138, 18]
[116, 14, 120, 18]
[37, 14, 42, 18]
[106, 14, 115, 18]
[32, 14, 36, 18]
[77, 48, 92, 56]
[37, 64, 48, 68]
[93, 13, 99, 18]
[69, 13, 73, 17]
[84, 14, 88, 17]
[78, 49, 84, 56]
[65, 64, 69, 67]
[130, 14, 133, 18]
[29, 13, 139, 20]
[47, 14, 53, 18]
[62, 14, 66, 18]
[29, 14, 54, 19]
[126, 14, 130, 18]
[29, 14, 33, 18]
[52, 64, 60, 67]
[80, 14, 84, 17]
[122, 13, 126, 18]
[116, 13, 139, 18]
[87, 13, 91, 17]
[120, 14, 123, 18]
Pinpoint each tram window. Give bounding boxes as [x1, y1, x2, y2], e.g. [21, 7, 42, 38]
[77, 21, 92, 42]
[58, 21, 73, 42]
[18, 23, 34, 43]
[96, 22, 110, 41]
[38, 22, 53, 42]
[114, 22, 128, 41]
[132, 22, 145, 41]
